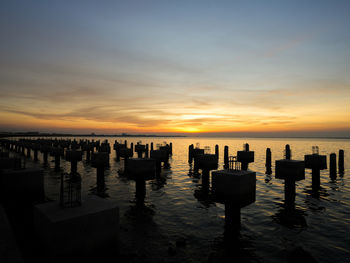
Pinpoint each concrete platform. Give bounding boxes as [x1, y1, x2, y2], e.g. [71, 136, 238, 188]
[34, 195, 119, 262]
[275, 160, 305, 181]
[0, 205, 23, 263]
[195, 154, 218, 170]
[304, 154, 327, 170]
[0, 168, 44, 202]
[126, 158, 156, 180]
[0, 157, 21, 170]
[91, 152, 109, 167]
[212, 170, 256, 207]
[237, 151, 254, 163]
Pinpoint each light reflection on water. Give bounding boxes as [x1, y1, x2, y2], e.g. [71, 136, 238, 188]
[40, 137, 350, 262]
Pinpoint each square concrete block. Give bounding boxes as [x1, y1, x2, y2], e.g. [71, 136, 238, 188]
[195, 154, 218, 170]
[150, 150, 167, 161]
[126, 158, 156, 180]
[135, 144, 146, 152]
[0, 168, 44, 202]
[0, 157, 21, 170]
[304, 154, 327, 170]
[91, 152, 109, 167]
[275, 159, 305, 181]
[119, 148, 133, 158]
[237, 151, 254, 163]
[65, 150, 83, 161]
[212, 170, 256, 207]
[34, 195, 119, 262]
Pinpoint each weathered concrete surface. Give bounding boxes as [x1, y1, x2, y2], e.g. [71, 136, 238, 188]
[0, 168, 44, 202]
[34, 195, 119, 263]
[0, 205, 23, 263]
[212, 170, 256, 207]
[275, 160, 305, 181]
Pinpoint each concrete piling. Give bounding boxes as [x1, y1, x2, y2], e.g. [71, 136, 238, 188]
[330, 153, 337, 179]
[224, 146, 229, 169]
[145, 144, 149, 158]
[285, 144, 291, 160]
[237, 143, 254, 171]
[339, 150, 344, 174]
[65, 150, 83, 174]
[304, 146, 327, 190]
[265, 148, 272, 175]
[212, 156, 256, 239]
[188, 144, 194, 164]
[275, 159, 305, 209]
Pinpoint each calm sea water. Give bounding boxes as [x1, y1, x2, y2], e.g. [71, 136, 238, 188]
[37, 137, 350, 263]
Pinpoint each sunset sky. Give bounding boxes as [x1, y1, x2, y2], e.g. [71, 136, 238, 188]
[1, 1, 350, 136]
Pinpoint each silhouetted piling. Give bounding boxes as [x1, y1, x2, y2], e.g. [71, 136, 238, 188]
[26, 147, 31, 158]
[225, 203, 241, 237]
[339, 150, 344, 174]
[284, 177, 296, 208]
[265, 148, 272, 175]
[215, 145, 219, 158]
[237, 143, 254, 171]
[188, 144, 194, 164]
[170, 142, 173, 155]
[135, 178, 146, 206]
[43, 151, 48, 164]
[304, 147, 327, 191]
[34, 149, 38, 162]
[151, 142, 154, 151]
[145, 144, 149, 158]
[276, 158, 305, 210]
[285, 144, 291, 160]
[224, 146, 229, 169]
[330, 153, 337, 179]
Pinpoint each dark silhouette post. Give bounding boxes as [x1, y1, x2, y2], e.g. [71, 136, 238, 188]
[330, 153, 337, 179]
[215, 144, 219, 159]
[33, 144, 39, 162]
[304, 146, 327, 191]
[196, 153, 218, 193]
[276, 155, 305, 210]
[212, 156, 256, 241]
[51, 147, 63, 172]
[145, 144, 149, 158]
[265, 148, 272, 175]
[91, 152, 109, 195]
[237, 143, 254, 171]
[285, 144, 291, 160]
[26, 145, 31, 158]
[66, 149, 83, 174]
[119, 147, 133, 174]
[339, 150, 344, 174]
[224, 146, 229, 169]
[188, 144, 194, 164]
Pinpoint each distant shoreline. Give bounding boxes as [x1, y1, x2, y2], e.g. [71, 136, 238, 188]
[1, 132, 349, 140]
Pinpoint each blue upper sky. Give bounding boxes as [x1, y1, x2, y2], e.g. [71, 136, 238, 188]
[1, 0, 350, 136]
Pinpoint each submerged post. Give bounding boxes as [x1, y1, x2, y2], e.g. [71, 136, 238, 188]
[330, 153, 337, 179]
[265, 148, 272, 175]
[339, 150, 344, 174]
[224, 146, 229, 169]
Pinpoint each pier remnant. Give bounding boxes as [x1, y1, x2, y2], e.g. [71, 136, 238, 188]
[237, 143, 254, 171]
[339, 150, 344, 174]
[276, 147, 305, 209]
[304, 146, 327, 190]
[212, 156, 256, 237]
[330, 153, 337, 179]
[265, 148, 272, 175]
